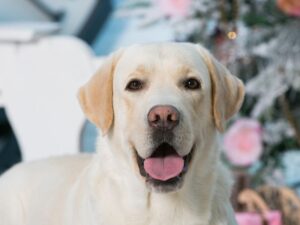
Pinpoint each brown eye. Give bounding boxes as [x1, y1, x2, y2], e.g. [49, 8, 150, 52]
[126, 79, 144, 91]
[184, 78, 201, 90]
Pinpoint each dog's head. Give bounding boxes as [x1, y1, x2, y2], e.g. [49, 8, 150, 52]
[78, 43, 244, 193]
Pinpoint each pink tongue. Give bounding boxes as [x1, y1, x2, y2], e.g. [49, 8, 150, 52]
[144, 155, 184, 181]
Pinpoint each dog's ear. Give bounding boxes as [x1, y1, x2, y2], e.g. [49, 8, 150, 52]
[194, 45, 245, 132]
[78, 49, 124, 135]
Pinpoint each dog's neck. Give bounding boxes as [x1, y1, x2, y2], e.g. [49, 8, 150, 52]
[86, 134, 225, 225]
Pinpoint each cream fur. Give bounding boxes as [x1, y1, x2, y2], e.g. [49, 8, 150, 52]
[0, 43, 244, 225]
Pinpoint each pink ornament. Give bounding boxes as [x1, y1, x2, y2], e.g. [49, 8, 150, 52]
[236, 213, 263, 225]
[223, 119, 263, 167]
[155, 0, 191, 17]
[236, 212, 281, 225]
[265, 211, 282, 225]
[277, 0, 300, 17]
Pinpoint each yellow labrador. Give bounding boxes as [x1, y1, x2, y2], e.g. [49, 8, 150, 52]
[0, 43, 244, 225]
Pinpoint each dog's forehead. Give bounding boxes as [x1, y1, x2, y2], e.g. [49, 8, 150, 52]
[114, 43, 209, 80]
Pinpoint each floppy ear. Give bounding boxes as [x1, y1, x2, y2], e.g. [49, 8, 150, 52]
[195, 45, 245, 132]
[78, 49, 124, 135]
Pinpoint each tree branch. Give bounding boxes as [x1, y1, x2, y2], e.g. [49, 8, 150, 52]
[279, 94, 300, 146]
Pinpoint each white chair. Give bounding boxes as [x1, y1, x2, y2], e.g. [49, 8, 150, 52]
[0, 29, 98, 161]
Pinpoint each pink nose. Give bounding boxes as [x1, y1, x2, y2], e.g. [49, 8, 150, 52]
[147, 105, 180, 130]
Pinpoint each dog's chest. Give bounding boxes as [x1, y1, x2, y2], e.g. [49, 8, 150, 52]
[147, 195, 206, 225]
[99, 192, 206, 225]
[147, 210, 204, 225]
[102, 205, 204, 225]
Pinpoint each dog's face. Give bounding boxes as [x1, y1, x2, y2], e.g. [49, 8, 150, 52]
[78, 43, 244, 193]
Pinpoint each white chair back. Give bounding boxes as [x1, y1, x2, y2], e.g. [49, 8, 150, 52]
[0, 36, 95, 161]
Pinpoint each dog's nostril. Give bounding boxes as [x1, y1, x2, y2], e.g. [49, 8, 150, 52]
[167, 113, 177, 122]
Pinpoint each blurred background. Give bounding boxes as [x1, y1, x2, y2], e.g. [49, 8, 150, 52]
[0, 0, 300, 224]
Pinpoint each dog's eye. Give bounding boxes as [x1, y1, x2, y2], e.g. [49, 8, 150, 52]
[126, 79, 144, 91]
[183, 78, 201, 90]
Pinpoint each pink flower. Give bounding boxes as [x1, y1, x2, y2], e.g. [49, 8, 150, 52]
[277, 0, 300, 17]
[155, 0, 191, 17]
[223, 119, 263, 167]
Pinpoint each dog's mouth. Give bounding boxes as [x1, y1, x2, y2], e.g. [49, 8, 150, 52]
[136, 142, 193, 192]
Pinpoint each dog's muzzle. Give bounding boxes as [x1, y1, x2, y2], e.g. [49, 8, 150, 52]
[134, 105, 194, 192]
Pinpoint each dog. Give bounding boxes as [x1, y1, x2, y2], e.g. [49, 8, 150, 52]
[0, 42, 244, 225]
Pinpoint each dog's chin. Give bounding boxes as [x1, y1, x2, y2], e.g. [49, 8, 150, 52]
[135, 143, 194, 193]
